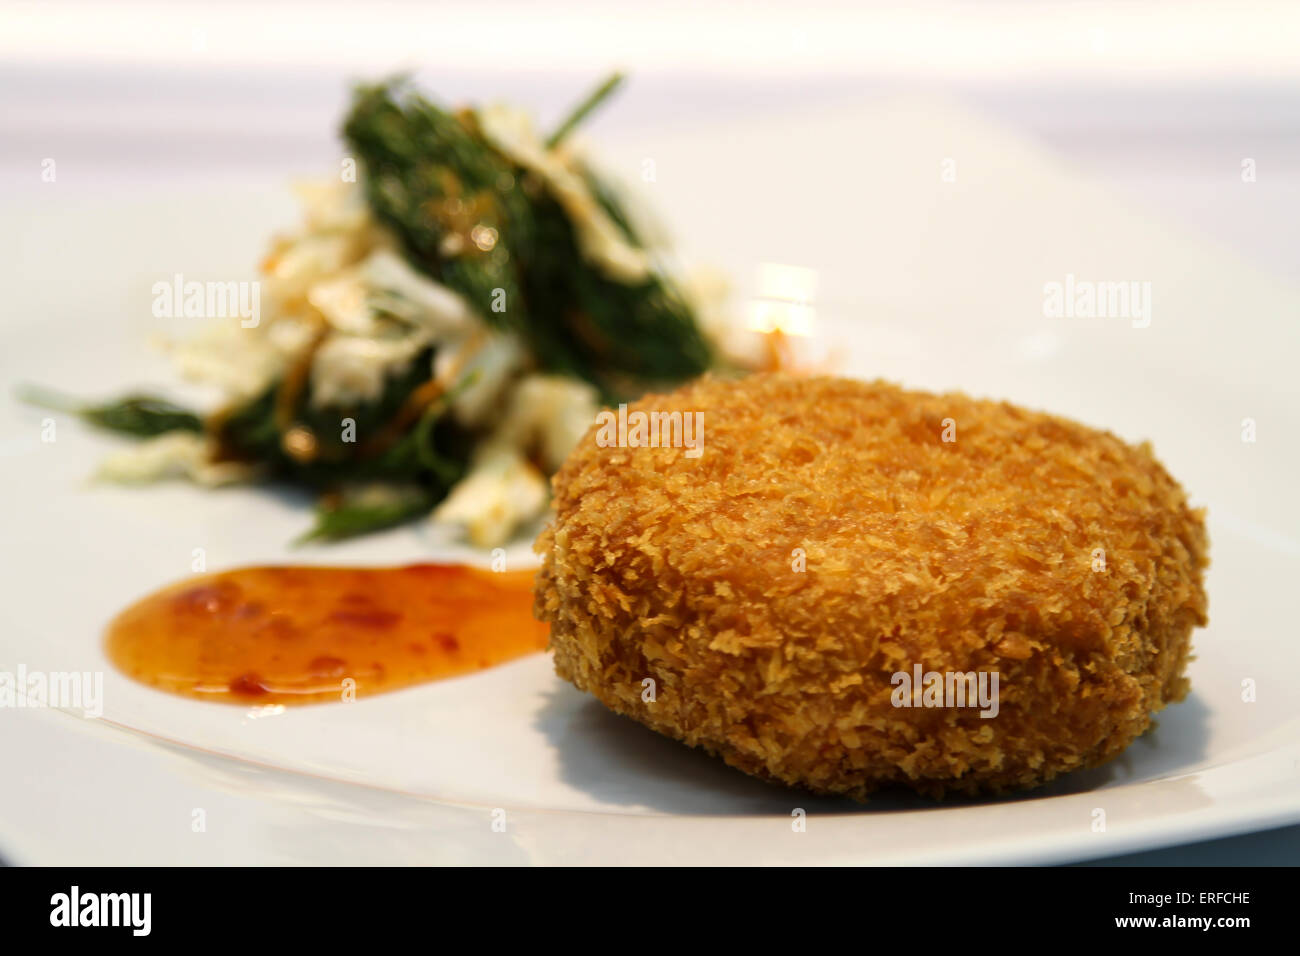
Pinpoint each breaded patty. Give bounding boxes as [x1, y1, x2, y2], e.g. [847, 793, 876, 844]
[534, 373, 1209, 798]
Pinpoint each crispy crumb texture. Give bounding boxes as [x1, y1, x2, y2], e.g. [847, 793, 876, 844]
[534, 373, 1209, 799]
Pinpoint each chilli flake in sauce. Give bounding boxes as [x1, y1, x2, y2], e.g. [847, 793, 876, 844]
[105, 564, 548, 705]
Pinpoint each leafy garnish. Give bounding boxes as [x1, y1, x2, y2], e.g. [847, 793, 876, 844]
[38, 74, 721, 545]
[295, 485, 439, 545]
[546, 71, 624, 149]
[18, 386, 203, 437]
[342, 74, 712, 401]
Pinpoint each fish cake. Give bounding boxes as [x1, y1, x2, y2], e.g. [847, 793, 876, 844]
[534, 373, 1209, 798]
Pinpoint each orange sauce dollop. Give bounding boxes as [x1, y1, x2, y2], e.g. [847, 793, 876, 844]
[105, 564, 547, 705]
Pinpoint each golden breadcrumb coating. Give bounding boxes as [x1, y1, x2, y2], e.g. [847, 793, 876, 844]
[534, 373, 1209, 799]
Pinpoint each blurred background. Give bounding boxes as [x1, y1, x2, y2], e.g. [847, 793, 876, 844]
[3, 0, 1299, 281]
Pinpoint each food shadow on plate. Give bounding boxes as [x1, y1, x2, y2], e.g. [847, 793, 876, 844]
[534, 685, 1212, 815]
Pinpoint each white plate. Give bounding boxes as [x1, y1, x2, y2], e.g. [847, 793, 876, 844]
[2, 94, 1298, 865]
